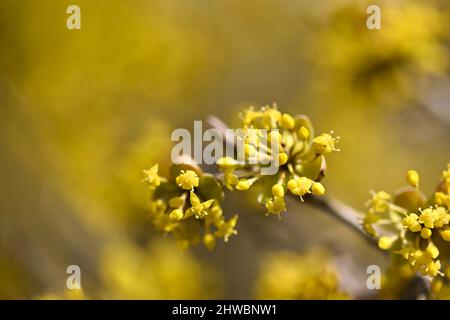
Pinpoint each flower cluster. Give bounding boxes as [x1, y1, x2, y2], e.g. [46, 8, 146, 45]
[144, 105, 339, 249]
[363, 165, 450, 280]
[143, 164, 237, 250]
[217, 105, 339, 217]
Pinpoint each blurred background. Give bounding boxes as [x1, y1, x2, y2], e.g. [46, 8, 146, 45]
[0, 0, 449, 299]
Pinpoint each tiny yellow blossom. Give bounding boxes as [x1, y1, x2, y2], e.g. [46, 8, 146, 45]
[265, 196, 286, 216]
[369, 191, 391, 213]
[378, 236, 394, 250]
[287, 177, 312, 198]
[278, 153, 288, 165]
[441, 230, 450, 241]
[312, 132, 339, 154]
[433, 207, 450, 228]
[240, 107, 263, 126]
[203, 234, 216, 251]
[419, 208, 438, 229]
[263, 108, 282, 128]
[169, 209, 184, 221]
[143, 164, 163, 189]
[420, 228, 432, 239]
[272, 184, 285, 198]
[217, 157, 238, 170]
[186, 192, 214, 219]
[224, 172, 239, 188]
[402, 213, 422, 232]
[298, 126, 309, 140]
[406, 170, 420, 188]
[215, 215, 238, 242]
[435, 192, 450, 207]
[169, 196, 185, 208]
[236, 179, 250, 191]
[279, 113, 295, 129]
[175, 170, 199, 190]
[426, 243, 439, 259]
[311, 182, 325, 196]
[427, 260, 442, 277]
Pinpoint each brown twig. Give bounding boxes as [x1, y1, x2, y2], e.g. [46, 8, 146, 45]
[302, 194, 377, 245]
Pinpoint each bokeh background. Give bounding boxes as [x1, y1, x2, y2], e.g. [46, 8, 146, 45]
[0, 0, 449, 299]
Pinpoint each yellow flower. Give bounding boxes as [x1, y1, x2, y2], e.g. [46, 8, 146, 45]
[215, 215, 238, 242]
[186, 191, 214, 219]
[287, 177, 313, 198]
[265, 196, 286, 216]
[427, 260, 442, 277]
[297, 126, 309, 140]
[441, 230, 450, 241]
[217, 157, 238, 171]
[370, 191, 391, 213]
[312, 132, 339, 154]
[279, 113, 295, 129]
[420, 228, 432, 239]
[143, 164, 163, 189]
[223, 172, 239, 189]
[175, 170, 199, 190]
[169, 196, 185, 208]
[262, 107, 281, 128]
[402, 213, 422, 232]
[378, 236, 394, 250]
[236, 179, 250, 191]
[169, 209, 184, 221]
[311, 182, 325, 196]
[271, 184, 285, 198]
[203, 234, 216, 251]
[435, 192, 450, 208]
[426, 243, 439, 259]
[241, 107, 263, 126]
[406, 170, 420, 188]
[419, 208, 439, 229]
[432, 207, 450, 228]
[278, 152, 288, 166]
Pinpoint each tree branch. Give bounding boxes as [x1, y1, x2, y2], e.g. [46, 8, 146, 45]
[206, 114, 430, 299]
[302, 194, 377, 246]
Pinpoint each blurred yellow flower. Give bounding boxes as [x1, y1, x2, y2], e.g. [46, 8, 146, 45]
[255, 250, 349, 299]
[101, 240, 220, 299]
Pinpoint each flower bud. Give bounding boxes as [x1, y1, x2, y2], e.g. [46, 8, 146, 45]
[406, 170, 420, 188]
[311, 182, 325, 196]
[272, 184, 285, 197]
[236, 179, 250, 191]
[279, 113, 295, 129]
[378, 236, 393, 250]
